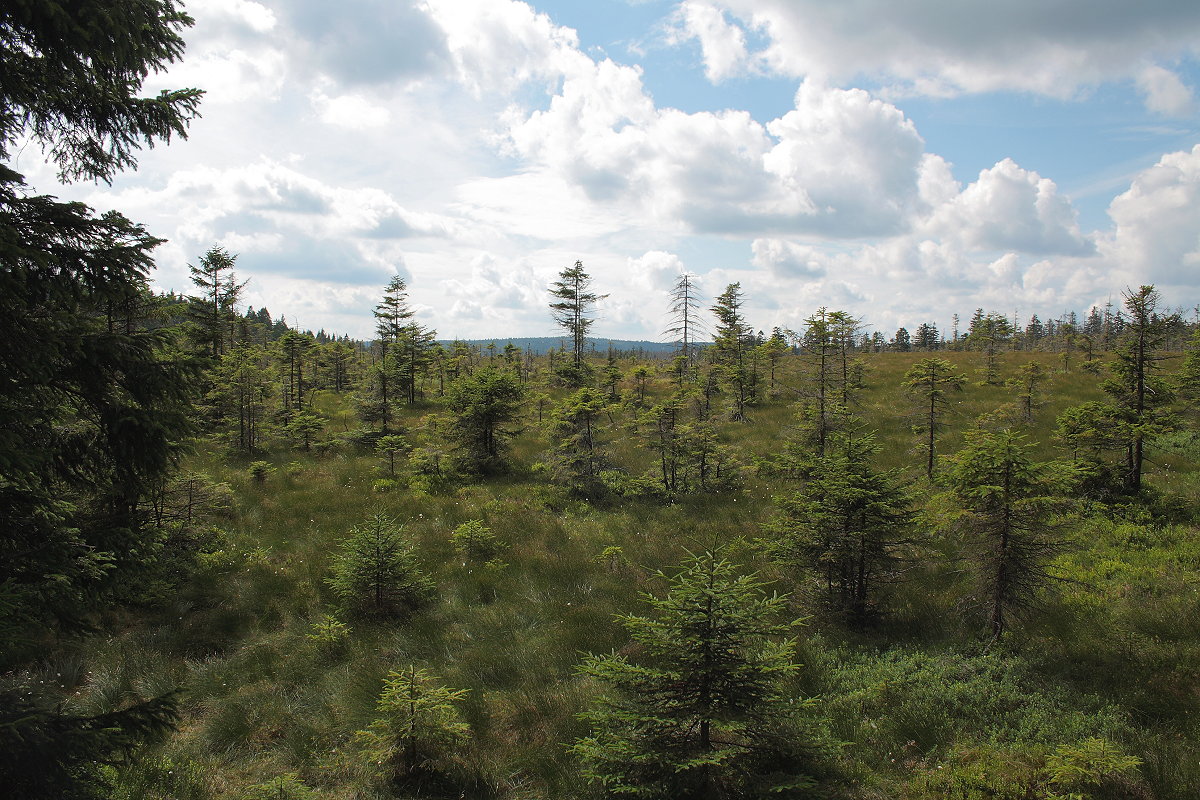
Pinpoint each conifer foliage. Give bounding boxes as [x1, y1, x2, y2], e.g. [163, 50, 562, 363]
[443, 366, 525, 475]
[573, 550, 830, 798]
[765, 434, 915, 625]
[549, 260, 604, 380]
[545, 387, 609, 496]
[362, 275, 435, 432]
[665, 271, 705, 371]
[187, 245, 246, 359]
[327, 514, 433, 614]
[0, 686, 180, 800]
[902, 357, 967, 479]
[356, 666, 471, 787]
[710, 283, 756, 421]
[1, 1, 203, 793]
[943, 430, 1067, 641]
[1103, 285, 1176, 491]
[0, 0, 203, 182]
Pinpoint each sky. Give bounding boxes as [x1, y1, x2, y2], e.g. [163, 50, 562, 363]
[16, 0, 1200, 341]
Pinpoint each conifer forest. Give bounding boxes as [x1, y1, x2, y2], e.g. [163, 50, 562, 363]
[6, 3, 1200, 799]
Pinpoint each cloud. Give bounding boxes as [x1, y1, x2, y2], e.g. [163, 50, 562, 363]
[192, 0, 278, 35]
[720, 148, 1200, 335]
[669, 1, 751, 82]
[425, 0, 589, 94]
[146, 0, 286, 103]
[235, 235, 387, 284]
[627, 250, 689, 293]
[455, 168, 647, 240]
[242, 276, 382, 334]
[1136, 64, 1196, 116]
[439, 252, 549, 332]
[762, 81, 927, 236]
[1105, 143, 1200, 287]
[279, 0, 449, 86]
[698, 0, 1200, 111]
[37, 0, 1198, 345]
[923, 158, 1095, 256]
[85, 160, 461, 293]
[750, 239, 826, 277]
[505, 67, 932, 237]
[310, 86, 392, 128]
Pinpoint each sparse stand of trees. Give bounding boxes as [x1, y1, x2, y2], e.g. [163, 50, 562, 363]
[8, 37, 1199, 790]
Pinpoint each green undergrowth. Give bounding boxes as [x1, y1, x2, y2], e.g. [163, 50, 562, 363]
[72, 353, 1200, 799]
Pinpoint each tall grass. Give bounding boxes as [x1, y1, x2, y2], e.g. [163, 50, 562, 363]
[75, 355, 1200, 799]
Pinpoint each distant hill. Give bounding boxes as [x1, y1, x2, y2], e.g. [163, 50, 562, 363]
[438, 337, 699, 356]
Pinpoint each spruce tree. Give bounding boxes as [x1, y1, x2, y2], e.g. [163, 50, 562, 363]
[1008, 361, 1048, 422]
[759, 330, 789, 394]
[276, 330, 313, 415]
[0, 0, 203, 183]
[207, 342, 273, 452]
[710, 283, 754, 421]
[628, 364, 653, 406]
[572, 550, 831, 798]
[642, 396, 687, 493]
[602, 349, 622, 400]
[1102, 285, 1176, 491]
[765, 433, 915, 625]
[665, 271, 705, 374]
[0, 685, 181, 800]
[1, 4, 201, 653]
[901, 357, 967, 480]
[0, 1, 202, 792]
[356, 666, 471, 787]
[395, 317, 438, 406]
[545, 387, 609, 496]
[968, 312, 1014, 385]
[366, 276, 415, 433]
[943, 430, 1067, 641]
[375, 434, 408, 478]
[187, 245, 246, 359]
[327, 515, 433, 615]
[443, 366, 525, 475]
[1176, 328, 1200, 414]
[797, 309, 862, 455]
[549, 260, 603, 380]
[1054, 402, 1124, 470]
[913, 322, 940, 351]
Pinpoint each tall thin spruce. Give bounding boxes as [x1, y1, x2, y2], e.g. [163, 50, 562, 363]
[549, 260, 604, 370]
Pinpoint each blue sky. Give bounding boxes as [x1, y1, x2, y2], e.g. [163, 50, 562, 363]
[24, 0, 1200, 340]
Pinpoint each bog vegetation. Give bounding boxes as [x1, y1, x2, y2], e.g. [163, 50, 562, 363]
[5, 3, 1200, 800]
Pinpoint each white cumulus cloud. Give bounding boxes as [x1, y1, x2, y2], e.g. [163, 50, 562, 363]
[670, 1, 751, 82]
[923, 158, 1094, 256]
[1105, 144, 1200, 287]
[697, 0, 1200, 112]
[1136, 64, 1196, 116]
